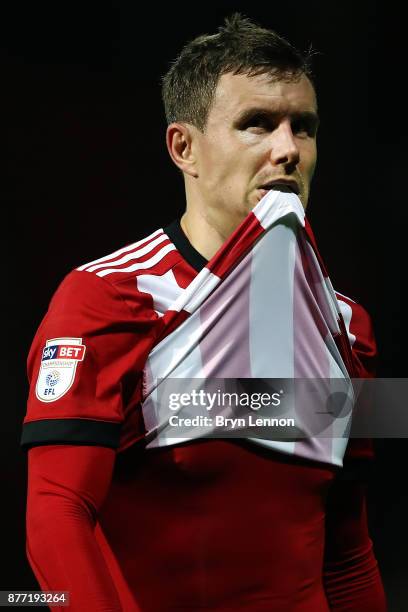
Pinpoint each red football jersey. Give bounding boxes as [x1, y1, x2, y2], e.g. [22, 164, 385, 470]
[22, 220, 377, 452]
[22, 220, 384, 611]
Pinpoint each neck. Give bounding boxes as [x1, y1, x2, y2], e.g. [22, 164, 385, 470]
[180, 203, 249, 261]
[179, 211, 220, 262]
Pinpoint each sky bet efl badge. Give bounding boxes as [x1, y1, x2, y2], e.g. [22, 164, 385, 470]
[36, 337, 86, 402]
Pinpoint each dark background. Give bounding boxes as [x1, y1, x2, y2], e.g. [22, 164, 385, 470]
[3, 1, 407, 609]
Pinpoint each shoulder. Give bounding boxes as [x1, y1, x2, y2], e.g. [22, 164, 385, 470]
[42, 227, 166, 322]
[334, 290, 375, 344]
[75, 227, 179, 284]
[334, 290, 377, 377]
[47, 225, 192, 323]
[71, 226, 189, 315]
[29, 230, 175, 378]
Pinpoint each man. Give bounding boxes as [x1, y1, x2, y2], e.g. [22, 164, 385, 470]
[21, 14, 386, 611]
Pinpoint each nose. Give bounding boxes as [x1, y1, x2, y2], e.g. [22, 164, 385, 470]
[268, 120, 300, 168]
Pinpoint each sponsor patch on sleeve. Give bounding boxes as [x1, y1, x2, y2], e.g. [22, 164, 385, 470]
[35, 337, 86, 402]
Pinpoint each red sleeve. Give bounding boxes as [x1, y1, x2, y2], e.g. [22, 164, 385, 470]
[26, 444, 140, 612]
[21, 269, 157, 450]
[324, 298, 386, 609]
[348, 300, 378, 380]
[339, 297, 378, 470]
[323, 479, 387, 611]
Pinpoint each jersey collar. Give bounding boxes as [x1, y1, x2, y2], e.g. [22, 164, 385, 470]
[164, 219, 208, 273]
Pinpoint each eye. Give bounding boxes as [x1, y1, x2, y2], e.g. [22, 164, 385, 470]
[291, 119, 317, 137]
[242, 113, 272, 131]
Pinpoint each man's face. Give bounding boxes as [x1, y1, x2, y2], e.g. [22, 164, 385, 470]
[191, 71, 318, 225]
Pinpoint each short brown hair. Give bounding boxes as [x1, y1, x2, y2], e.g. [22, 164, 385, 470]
[162, 13, 314, 132]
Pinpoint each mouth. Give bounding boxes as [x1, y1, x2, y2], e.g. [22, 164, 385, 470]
[257, 180, 300, 198]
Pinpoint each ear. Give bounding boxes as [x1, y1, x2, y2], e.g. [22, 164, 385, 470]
[166, 122, 198, 178]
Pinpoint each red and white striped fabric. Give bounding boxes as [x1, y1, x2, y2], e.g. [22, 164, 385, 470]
[141, 190, 356, 466]
[23, 188, 370, 465]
